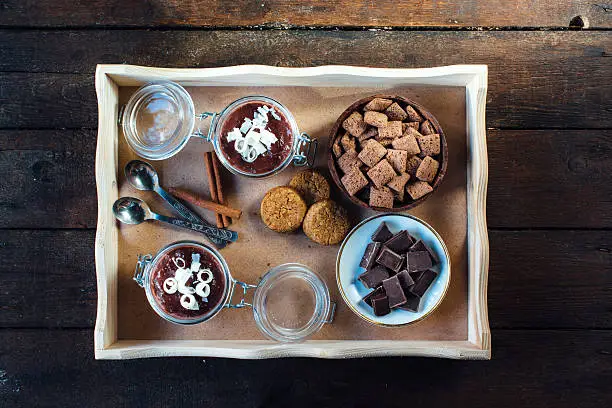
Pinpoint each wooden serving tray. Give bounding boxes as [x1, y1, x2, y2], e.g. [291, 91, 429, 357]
[95, 65, 490, 359]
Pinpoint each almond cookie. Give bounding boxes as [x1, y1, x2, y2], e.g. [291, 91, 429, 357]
[289, 170, 331, 206]
[260, 186, 307, 232]
[302, 200, 351, 245]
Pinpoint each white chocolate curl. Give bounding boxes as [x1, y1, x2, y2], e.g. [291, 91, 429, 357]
[163, 277, 178, 294]
[197, 269, 213, 284]
[226, 104, 279, 163]
[180, 294, 199, 310]
[195, 282, 211, 298]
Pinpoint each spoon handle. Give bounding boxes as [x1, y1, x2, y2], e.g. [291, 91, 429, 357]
[153, 213, 239, 243]
[154, 186, 227, 247]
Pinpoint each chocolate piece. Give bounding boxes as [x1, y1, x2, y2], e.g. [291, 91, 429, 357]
[399, 293, 421, 312]
[358, 265, 390, 289]
[409, 271, 424, 282]
[376, 247, 404, 272]
[384, 230, 414, 253]
[372, 295, 391, 316]
[406, 251, 433, 273]
[396, 269, 415, 290]
[410, 240, 437, 265]
[382, 275, 408, 308]
[363, 286, 385, 306]
[360, 242, 382, 270]
[410, 269, 438, 297]
[371, 222, 393, 242]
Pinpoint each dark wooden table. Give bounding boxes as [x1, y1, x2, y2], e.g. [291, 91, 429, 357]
[1, 1, 610, 406]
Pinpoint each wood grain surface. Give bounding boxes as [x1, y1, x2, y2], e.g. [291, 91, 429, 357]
[1, 1, 611, 405]
[1, 0, 611, 28]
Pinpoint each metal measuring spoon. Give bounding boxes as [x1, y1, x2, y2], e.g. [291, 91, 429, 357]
[113, 197, 238, 243]
[124, 160, 227, 247]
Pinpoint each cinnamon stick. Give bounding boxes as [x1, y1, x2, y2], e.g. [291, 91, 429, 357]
[203, 152, 223, 228]
[168, 187, 242, 219]
[211, 151, 231, 227]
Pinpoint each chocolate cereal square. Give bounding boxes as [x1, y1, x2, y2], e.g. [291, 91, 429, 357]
[385, 102, 408, 121]
[364, 98, 393, 112]
[358, 139, 387, 167]
[420, 120, 435, 135]
[332, 137, 342, 158]
[402, 126, 422, 138]
[407, 121, 420, 130]
[364, 111, 388, 128]
[378, 138, 394, 147]
[367, 159, 396, 188]
[358, 127, 378, 142]
[391, 135, 421, 156]
[404, 105, 422, 122]
[416, 156, 440, 183]
[416, 133, 441, 156]
[369, 186, 395, 208]
[337, 149, 360, 173]
[386, 149, 408, 173]
[387, 172, 410, 194]
[340, 132, 356, 152]
[406, 181, 433, 200]
[377, 121, 403, 139]
[342, 111, 368, 137]
[341, 167, 369, 196]
[406, 155, 422, 178]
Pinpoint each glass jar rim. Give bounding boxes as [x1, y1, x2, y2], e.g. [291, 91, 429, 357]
[142, 240, 232, 325]
[212, 95, 301, 178]
[252, 263, 331, 343]
[122, 81, 195, 161]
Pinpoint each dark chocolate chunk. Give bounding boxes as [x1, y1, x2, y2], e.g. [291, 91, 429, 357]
[371, 222, 393, 242]
[363, 286, 385, 306]
[372, 295, 391, 316]
[375, 247, 404, 272]
[360, 242, 382, 270]
[382, 275, 408, 308]
[384, 230, 414, 253]
[409, 240, 437, 265]
[409, 269, 438, 297]
[409, 240, 428, 252]
[406, 251, 433, 273]
[358, 265, 390, 289]
[396, 270, 415, 290]
[409, 271, 424, 282]
[399, 293, 421, 312]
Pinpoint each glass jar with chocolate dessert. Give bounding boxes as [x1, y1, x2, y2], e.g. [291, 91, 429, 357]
[133, 241, 334, 342]
[121, 81, 317, 178]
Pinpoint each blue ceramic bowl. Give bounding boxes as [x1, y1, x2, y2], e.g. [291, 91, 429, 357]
[336, 213, 451, 326]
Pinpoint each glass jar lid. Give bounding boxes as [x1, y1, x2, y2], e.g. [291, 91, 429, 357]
[122, 81, 195, 161]
[252, 263, 332, 343]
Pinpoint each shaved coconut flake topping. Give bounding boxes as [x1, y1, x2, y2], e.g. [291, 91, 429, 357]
[162, 253, 215, 311]
[225, 104, 280, 163]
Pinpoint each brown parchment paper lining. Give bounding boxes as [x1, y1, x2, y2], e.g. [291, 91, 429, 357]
[116, 85, 468, 341]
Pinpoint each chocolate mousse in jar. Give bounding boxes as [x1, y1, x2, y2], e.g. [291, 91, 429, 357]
[121, 81, 316, 177]
[134, 241, 335, 341]
[211, 96, 317, 178]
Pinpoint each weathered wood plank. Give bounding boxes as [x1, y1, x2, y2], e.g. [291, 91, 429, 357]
[488, 129, 612, 228]
[3, 129, 611, 229]
[1, 30, 610, 129]
[0, 130, 97, 228]
[0, 328, 609, 407]
[1, 230, 609, 328]
[1, 0, 611, 28]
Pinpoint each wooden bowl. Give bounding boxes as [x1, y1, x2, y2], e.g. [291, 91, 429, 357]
[328, 94, 448, 212]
